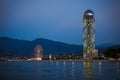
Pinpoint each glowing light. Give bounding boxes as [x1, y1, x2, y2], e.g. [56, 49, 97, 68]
[34, 45, 43, 61]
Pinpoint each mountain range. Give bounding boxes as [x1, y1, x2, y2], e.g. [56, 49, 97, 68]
[0, 37, 119, 57]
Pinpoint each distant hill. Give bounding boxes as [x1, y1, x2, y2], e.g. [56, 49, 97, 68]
[96, 43, 118, 48]
[96, 43, 120, 54]
[0, 37, 119, 57]
[0, 37, 82, 57]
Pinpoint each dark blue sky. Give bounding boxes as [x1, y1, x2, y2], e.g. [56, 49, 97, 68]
[0, 0, 120, 45]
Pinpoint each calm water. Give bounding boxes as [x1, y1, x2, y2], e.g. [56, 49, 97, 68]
[0, 61, 120, 80]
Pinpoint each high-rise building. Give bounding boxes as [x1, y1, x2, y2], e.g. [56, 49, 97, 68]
[83, 10, 95, 59]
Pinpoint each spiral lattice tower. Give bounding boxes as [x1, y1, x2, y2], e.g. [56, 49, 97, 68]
[83, 10, 95, 59]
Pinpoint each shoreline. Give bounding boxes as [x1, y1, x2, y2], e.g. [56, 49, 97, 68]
[0, 60, 120, 62]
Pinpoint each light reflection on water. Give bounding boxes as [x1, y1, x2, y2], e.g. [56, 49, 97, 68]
[62, 61, 66, 78]
[71, 61, 75, 79]
[83, 61, 94, 79]
[0, 61, 120, 80]
[116, 62, 120, 72]
[98, 61, 102, 73]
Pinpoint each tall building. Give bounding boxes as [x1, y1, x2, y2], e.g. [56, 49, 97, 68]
[83, 10, 95, 59]
[34, 45, 43, 61]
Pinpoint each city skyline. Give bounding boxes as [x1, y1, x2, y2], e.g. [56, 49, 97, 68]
[0, 0, 120, 45]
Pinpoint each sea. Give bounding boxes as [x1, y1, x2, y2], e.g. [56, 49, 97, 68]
[0, 61, 120, 80]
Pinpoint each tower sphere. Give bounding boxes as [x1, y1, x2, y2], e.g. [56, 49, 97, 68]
[84, 10, 94, 20]
[84, 10, 94, 16]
